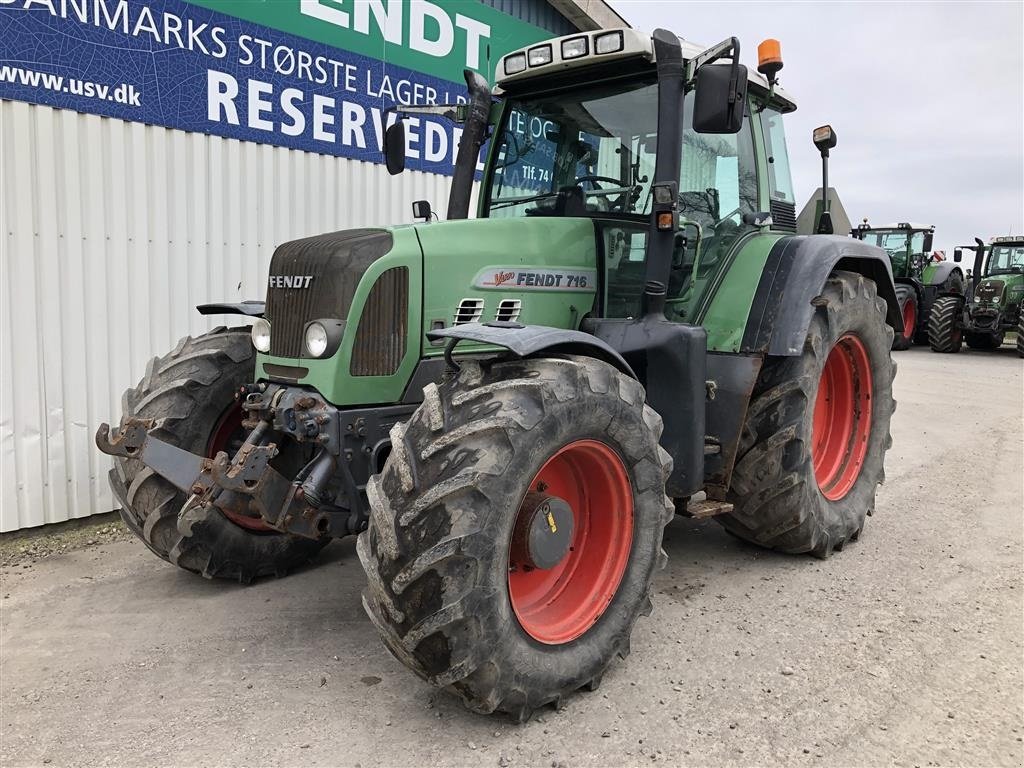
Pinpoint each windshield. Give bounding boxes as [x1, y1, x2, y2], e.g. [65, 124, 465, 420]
[486, 78, 659, 218]
[860, 231, 923, 274]
[987, 244, 1024, 274]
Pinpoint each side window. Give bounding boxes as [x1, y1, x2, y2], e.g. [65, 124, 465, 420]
[678, 91, 757, 229]
[759, 107, 795, 204]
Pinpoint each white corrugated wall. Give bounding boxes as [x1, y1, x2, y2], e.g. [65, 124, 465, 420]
[0, 99, 459, 532]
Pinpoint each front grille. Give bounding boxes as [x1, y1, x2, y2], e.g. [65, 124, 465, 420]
[770, 199, 797, 232]
[975, 280, 1004, 305]
[350, 267, 409, 377]
[264, 229, 393, 358]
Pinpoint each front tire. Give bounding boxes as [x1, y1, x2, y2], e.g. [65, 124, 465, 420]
[109, 327, 327, 582]
[719, 271, 895, 557]
[928, 295, 963, 353]
[1017, 317, 1024, 358]
[892, 284, 917, 350]
[358, 356, 673, 720]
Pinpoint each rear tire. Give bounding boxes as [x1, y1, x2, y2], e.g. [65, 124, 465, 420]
[719, 271, 895, 557]
[109, 327, 327, 582]
[965, 331, 1004, 350]
[892, 284, 917, 351]
[928, 295, 963, 353]
[359, 356, 673, 720]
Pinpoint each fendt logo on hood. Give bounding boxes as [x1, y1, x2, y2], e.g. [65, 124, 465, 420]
[268, 275, 314, 289]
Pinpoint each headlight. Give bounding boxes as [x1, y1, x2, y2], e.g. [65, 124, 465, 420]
[528, 44, 552, 67]
[595, 31, 624, 55]
[561, 36, 588, 59]
[305, 322, 329, 358]
[504, 53, 527, 76]
[974, 296, 981, 303]
[251, 318, 271, 352]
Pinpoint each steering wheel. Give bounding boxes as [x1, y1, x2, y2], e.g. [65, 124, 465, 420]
[713, 206, 742, 229]
[575, 175, 632, 212]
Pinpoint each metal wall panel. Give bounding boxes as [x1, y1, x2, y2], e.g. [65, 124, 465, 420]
[0, 99, 458, 531]
[479, 0, 577, 36]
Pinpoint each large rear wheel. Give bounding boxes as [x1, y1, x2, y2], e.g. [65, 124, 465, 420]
[358, 356, 673, 720]
[719, 271, 895, 557]
[109, 327, 327, 582]
[892, 284, 917, 351]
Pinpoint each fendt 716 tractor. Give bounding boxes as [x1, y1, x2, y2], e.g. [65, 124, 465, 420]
[929, 236, 1024, 355]
[96, 30, 900, 720]
[851, 221, 964, 350]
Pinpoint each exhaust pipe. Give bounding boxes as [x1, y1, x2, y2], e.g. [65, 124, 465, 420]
[447, 69, 492, 221]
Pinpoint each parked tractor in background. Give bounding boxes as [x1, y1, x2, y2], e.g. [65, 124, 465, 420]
[852, 221, 964, 350]
[95, 29, 900, 720]
[929, 236, 1024, 355]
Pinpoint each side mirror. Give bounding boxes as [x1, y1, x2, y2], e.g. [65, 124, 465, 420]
[953, 248, 962, 263]
[412, 200, 432, 222]
[692, 63, 748, 134]
[384, 120, 406, 175]
[923, 232, 934, 253]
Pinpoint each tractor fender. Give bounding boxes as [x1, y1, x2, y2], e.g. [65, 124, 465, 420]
[196, 301, 265, 317]
[427, 323, 636, 379]
[922, 260, 962, 287]
[741, 235, 901, 356]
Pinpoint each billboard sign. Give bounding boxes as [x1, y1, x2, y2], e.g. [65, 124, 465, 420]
[0, 0, 553, 175]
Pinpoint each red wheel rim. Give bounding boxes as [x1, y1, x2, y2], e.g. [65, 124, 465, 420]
[508, 440, 633, 645]
[901, 298, 916, 341]
[812, 335, 873, 501]
[206, 403, 274, 532]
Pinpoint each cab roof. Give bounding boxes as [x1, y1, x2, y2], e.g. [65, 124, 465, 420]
[494, 28, 796, 112]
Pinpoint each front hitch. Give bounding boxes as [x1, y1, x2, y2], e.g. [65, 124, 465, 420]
[95, 417, 358, 539]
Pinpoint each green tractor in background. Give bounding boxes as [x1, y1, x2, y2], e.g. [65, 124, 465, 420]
[929, 236, 1024, 355]
[851, 221, 964, 350]
[96, 29, 900, 720]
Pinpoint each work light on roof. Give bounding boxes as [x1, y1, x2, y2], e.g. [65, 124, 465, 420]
[561, 36, 588, 59]
[594, 31, 624, 55]
[528, 44, 553, 67]
[504, 52, 527, 76]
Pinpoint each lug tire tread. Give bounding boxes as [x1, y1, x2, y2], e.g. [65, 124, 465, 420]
[359, 355, 672, 720]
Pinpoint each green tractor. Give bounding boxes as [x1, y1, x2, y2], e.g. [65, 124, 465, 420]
[851, 221, 964, 350]
[96, 29, 900, 719]
[929, 236, 1024, 355]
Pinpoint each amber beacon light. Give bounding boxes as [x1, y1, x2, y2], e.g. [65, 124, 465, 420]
[757, 39, 783, 85]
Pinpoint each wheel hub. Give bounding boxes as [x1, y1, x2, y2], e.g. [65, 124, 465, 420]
[510, 492, 575, 571]
[507, 439, 634, 645]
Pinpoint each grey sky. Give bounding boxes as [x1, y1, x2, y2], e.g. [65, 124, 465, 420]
[616, 0, 1024, 251]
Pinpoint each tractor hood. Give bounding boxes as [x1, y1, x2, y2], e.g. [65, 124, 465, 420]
[264, 229, 394, 358]
[413, 217, 600, 336]
[975, 277, 1007, 306]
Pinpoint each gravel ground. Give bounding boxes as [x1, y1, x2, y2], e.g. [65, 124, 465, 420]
[1, 346, 1021, 768]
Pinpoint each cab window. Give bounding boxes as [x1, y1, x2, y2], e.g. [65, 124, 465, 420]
[759, 107, 795, 204]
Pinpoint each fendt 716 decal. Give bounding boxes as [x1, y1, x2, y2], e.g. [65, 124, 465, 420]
[473, 267, 597, 291]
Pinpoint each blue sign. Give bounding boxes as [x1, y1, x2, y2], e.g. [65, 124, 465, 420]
[0, 0, 491, 175]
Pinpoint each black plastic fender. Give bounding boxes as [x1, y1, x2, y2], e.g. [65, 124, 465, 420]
[197, 301, 265, 317]
[427, 323, 637, 379]
[741, 235, 900, 355]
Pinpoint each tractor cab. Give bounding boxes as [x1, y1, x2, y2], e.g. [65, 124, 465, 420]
[852, 221, 934, 279]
